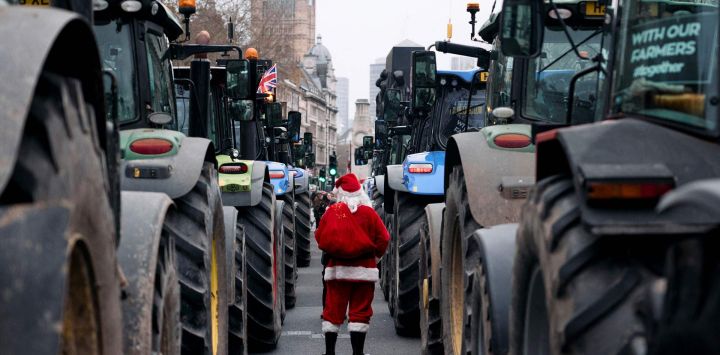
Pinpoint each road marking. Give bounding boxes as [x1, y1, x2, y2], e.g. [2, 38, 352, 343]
[282, 331, 349, 339]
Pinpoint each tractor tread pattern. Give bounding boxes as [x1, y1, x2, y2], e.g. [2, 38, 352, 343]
[238, 183, 281, 351]
[295, 192, 313, 267]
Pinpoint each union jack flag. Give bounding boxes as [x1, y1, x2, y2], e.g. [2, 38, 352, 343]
[257, 64, 278, 94]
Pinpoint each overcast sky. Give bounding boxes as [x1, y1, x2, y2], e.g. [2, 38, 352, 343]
[316, 0, 494, 120]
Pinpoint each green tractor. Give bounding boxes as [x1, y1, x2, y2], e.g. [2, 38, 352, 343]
[93, 0, 241, 354]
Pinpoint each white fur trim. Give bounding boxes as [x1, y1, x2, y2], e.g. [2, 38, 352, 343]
[324, 266, 379, 282]
[322, 321, 340, 333]
[335, 187, 372, 213]
[348, 322, 370, 333]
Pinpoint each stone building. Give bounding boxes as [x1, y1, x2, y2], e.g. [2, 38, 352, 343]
[350, 99, 374, 180]
[276, 35, 338, 172]
[250, 0, 316, 63]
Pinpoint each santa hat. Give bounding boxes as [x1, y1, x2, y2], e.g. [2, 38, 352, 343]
[333, 173, 371, 213]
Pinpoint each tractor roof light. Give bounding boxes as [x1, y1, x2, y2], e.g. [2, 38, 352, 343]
[245, 48, 259, 60]
[178, 0, 196, 15]
[467, 2, 480, 12]
[120, 0, 142, 12]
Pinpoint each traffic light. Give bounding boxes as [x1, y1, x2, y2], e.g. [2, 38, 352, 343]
[319, 168, 327, 183]
[329, 152, 338, 177]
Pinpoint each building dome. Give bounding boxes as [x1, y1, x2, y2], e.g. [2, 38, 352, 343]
[309, 35, 332, 63]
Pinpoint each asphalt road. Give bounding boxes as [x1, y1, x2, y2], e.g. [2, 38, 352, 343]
[258, 236, 419, 355]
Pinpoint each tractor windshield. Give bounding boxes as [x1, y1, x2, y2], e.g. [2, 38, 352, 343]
[431, 76, 486, 149]
[523, 27, 602, 123]
[94, 21, 138, 123]
[612, 0, 718, 131]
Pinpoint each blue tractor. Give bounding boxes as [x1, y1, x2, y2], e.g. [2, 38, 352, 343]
[379, 46, 490, 336]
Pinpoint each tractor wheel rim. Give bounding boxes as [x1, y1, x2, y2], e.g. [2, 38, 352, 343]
[450, 221, 464, 354]
[523, 267, 550, 355]
[211, 238, 219, 354]
[62, 244, 101, 355]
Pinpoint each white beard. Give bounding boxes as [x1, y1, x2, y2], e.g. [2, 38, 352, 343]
[333, 186, 372, 213]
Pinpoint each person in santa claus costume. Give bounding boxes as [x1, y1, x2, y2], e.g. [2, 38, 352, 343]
[315, 173, 389, 355]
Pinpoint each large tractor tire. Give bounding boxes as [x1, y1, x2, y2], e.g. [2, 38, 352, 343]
[419, 219, 444, 355]
[466, 225, 516, 355]
[295, 191, 313, 267]
[391, 191, 429, 336]
[275, 200, 287, 322]
[282, 193, 298, 309]
[440, 166, 483, 355]
[118, 193, 181, 355]
[239, 183, 283, 352]
[511, 176, 653, 355]
[385, 213, 397, 314]
[0, 73, 121, 355]
[229, 223, 247, 355]
[166, 162, 229, 355]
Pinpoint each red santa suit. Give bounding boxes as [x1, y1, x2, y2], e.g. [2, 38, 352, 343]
[315, 174, 389, 334]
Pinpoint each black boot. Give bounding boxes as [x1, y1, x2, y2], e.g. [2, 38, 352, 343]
[350, 331, 367, 355]
[324, 332, 337, 355]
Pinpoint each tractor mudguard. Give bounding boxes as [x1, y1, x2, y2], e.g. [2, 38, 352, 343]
[121, 136, 213, 199]
[542, 119, 720, 235]
[375, 175, 385, 196]
[471, 223, 518, 355]
[221, 161, 269, 207]
[654, 179, 720, 233]
[291, 168, 309, 194]
[445, 126, 536, 227]
[116, 191, 173, 353]
[0, 8, 106, 193]
[402, 151, 445, 195]
[384, 166, 406, 212]
[287, 173, 295, 194]
[222, 206, 239, 302]
[0, 202, 71, 354]
[423, 203, 445, 300]
[387, 164, 408, 193]
[267, 162, 291, 196]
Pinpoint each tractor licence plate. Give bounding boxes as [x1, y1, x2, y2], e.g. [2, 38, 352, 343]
[18, 0, 51, 5]
[584, 2, 606, 16]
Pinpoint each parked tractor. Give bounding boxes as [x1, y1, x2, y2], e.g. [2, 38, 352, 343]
[93, 1, 239, 353]
[498, 0, 720, 353]
[413, 2, 606, 354]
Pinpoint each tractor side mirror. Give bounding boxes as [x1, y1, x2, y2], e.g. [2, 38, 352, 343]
[226, 59, 251, 99]
[411, 51, 437, 113]
[383, 89, 402, 123]
[288, 111, 302, 143]
[363, 136, 374, 150]
[228, 99, 253, 121]
[375, 120, 387, 148]
[267, 102, 283, 126]
[500, 0, 543, 58]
